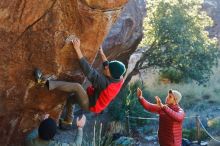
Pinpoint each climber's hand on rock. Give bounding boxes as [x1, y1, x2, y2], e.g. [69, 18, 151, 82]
[99, 46, 104, 54]
[72, 38, 80, 50]
[99, 45, 108, 62]
[76, 114, 86, 128]
[72, 38, 83, 59]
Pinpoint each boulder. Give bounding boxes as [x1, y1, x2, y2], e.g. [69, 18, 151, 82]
[0, 0, 129, 145]
[95, 0, 146, 67]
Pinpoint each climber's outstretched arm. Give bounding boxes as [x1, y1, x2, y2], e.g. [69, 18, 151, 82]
[72, 38, 83, 59]
[99, 46, 108, 62]
[71, 38, 109, 89]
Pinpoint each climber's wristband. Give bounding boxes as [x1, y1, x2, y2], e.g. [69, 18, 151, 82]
[103, 61, 109, 68]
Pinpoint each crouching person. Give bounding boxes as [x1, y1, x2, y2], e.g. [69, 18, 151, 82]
[25, 114, 86, 146]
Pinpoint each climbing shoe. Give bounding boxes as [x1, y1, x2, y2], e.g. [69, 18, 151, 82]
[59, 118, 72, 130]
[34, 68, 43, 84]
[34, 68, 57, 86]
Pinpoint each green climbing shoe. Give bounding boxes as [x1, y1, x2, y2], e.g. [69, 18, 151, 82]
[34, 68, 43, 84]
[34, 68, 57, 86]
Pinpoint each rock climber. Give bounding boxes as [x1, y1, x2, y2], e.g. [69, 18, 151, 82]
[35, 37, 126, 128]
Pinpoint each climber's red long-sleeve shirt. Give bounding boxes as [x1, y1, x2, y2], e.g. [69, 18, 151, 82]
[79, 57, 124, 113]
[139, 98, 185, 146]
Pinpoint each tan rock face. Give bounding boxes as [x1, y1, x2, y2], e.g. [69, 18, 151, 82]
[0, 0, 128, 145]
[81, 0, 128, 10]
[95, 0, 146, 68]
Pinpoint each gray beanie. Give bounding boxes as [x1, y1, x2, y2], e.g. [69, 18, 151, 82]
[171, 90, 182, 103]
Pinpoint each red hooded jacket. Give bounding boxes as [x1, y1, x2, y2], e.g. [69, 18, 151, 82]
[79, 57, 124, 113]
[139, 98, 185, 146]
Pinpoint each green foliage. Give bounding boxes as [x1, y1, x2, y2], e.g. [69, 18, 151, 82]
[137, 66, 220, 110]
[182, 128, 210, 141]
[208, 117, 220, 135]
[108, 81, 152, 127]
[208, 118, 220, 128]
[140, 0, 220, 84]
[160, 67, 185, 83]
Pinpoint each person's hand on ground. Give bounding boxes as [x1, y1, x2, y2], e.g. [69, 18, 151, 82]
[76, 114, 86, 128]
[137, 88, 143, 99]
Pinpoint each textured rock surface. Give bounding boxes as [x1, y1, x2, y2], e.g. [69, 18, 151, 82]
[0, 0, 128, 145]
[96, 0, 146, 66]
